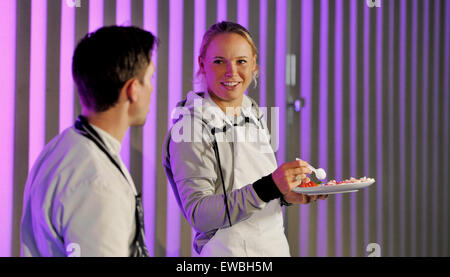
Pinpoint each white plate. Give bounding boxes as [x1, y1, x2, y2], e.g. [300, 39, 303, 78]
[292, 180, 376, 195]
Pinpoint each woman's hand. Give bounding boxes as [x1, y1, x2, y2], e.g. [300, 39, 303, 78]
[272, 159, 328, 204]
[283, 191, 328, 204]
[271, 159, 312, 195]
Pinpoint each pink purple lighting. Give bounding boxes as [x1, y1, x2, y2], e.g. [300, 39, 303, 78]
[349, 0, 357, 256]
[0, 0, 16, 257]
[274, 0, 286, 163]
[399, 0, 406, 256]
[334, 0, 343, 257]
[89, 0, 104, 32]
[387, 0, 395, 256]
[317, 0, 329, 257]
[376, 0, 384, 249]
[443, 0, 450, 256]
[166, 0, 184, 257]
[410, 0, 417, 256]
[363, 1, 370, 252]
[237, 0, 248, 29]
[299, 0, 313, 257]
[420, 0, 429, 256]
[59, 0, 75, 133]
[217, 0, 227, 22]
[29, 0, 47, 170]
[431, 0, 440, 256]
[143, 0, 158, 257]
[193, 0, 206, 93]
[192, 0, 206, 257]
[258, 0, 267, 108]
[116, 0, 131, 168]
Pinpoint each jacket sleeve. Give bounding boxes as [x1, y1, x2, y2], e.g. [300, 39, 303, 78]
[166, 124, 280, 233]
[55, 177, 135, 257]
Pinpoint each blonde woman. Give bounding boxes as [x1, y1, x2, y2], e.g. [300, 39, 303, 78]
[163, 21, 326, 257]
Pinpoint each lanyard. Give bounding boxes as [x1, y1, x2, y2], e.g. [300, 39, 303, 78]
[74, 115, 149, 257]
[74, 116, 128, 182]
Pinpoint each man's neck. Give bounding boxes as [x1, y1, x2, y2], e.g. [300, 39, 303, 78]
[81, 107, 129, 143]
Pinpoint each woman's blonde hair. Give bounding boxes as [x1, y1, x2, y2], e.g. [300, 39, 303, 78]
[199, 21, 258, 60]
[196, 21, 259, 86]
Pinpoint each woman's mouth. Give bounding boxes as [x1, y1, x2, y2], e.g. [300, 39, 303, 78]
[220, 81, 241, 90]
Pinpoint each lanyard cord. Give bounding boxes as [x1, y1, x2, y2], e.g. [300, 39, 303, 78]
[74, 116, 129, 184]
[210, 130, 233, 228]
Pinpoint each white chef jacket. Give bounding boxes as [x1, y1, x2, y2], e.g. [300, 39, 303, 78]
[20, 124, 138, 257]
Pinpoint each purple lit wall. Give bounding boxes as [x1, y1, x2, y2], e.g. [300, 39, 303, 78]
[143, 0, 158, 259]
[299, 0, 313, 257]
[0, 0, 448, 257]
[0, 0, 16, 257]
[166, 0, 183, 257]
[59, 1, 75, 132]
[28, 0, 47, 171]
[116, 0, 131, 169]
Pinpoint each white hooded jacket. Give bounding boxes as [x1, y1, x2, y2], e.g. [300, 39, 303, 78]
[163, 91, 290, 256]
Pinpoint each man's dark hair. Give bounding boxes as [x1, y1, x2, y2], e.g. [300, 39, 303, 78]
[72, 26, 158, 112]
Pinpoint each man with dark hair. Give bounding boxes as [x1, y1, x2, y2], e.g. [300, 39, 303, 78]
[20, 26, 158, 257]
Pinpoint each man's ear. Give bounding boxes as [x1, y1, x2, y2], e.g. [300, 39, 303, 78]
[123, 78, 139, 103]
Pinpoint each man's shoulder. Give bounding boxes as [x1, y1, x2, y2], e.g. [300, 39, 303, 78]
[42, 127, 100, 163]
[30, 127, 107, 186]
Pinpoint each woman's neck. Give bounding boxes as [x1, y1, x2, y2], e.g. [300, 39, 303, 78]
[208, 90, 243, 116]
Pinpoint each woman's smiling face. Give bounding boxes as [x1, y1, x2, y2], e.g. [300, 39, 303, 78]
[199, 32, 257, 110]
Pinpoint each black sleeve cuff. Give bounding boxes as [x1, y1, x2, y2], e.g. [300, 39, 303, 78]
[252, 174, 283, 202]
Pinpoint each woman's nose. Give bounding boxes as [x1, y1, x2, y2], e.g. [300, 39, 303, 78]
[225, 63, 237, 77]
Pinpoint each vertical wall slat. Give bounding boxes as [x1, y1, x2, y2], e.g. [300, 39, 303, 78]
[326, 0, 336, 258]
[181, 0, 195, 257]
[4, 0, 19, 258]
[410, 0, 418, 257]
[368, 0, 378, 251]
[155, 0, 170, 257]
[60, 0, 76, 132]
[247, 0, 259, 101]
[285, 0, 301, 257]
[375, 0, 384, 252]
[381, 0, 392, 257]
[333, 0, 343, 258]
[130, 0, 144, 195]
[299, 0, 313, 257]
[442, 0, 450, 257]
[355, 0, 365, 257]
[11, 0, 31, 256]
[420, 0, 430, 257]
[28, 0, 48, 171]
[142, 0, 158, 257]
[73, 1, 88, 127]
[116, 0, 132, 170]
[341, 0, 351, 257]
[404, 0, 412, 256]
[317, 0, 329, 257]
[166, 0, 184, 257]
[308, 0, 320, 257]
[45, 0, 61, 143]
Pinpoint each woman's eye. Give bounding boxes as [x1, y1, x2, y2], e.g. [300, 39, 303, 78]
[213, 60, 223, 64]
[237, 59, 247, 64]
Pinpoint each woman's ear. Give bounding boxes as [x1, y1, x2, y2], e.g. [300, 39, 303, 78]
[252, 55, 258, 72]
[198, 56, 205, 74]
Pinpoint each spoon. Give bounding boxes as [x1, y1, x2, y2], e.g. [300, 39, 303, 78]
[296, 158, 327, 180]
